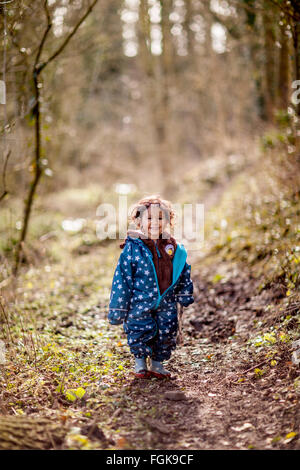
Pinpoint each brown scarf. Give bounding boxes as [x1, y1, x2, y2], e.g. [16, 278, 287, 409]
[120, 229, 177, 295]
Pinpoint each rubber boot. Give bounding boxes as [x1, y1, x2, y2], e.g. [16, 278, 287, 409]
[149, 359, 171, 379]
[134, 357, 150, 379]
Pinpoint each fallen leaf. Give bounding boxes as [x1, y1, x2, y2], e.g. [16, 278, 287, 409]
[75, 387, 86, 399]
[116, 437, 129, 449]
[231, 423, 254, 432]
[284, 432, 297, 443]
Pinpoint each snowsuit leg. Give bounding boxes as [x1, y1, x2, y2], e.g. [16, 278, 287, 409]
[123, 312, 157, 358]
[149, 306, 178, 362]
[124, 306, 178, 361]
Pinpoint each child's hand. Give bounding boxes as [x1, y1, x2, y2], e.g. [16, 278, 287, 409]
[107, 314, 124, 326]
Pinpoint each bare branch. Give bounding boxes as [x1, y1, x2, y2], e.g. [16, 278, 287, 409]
[33, 0, 52, 71]
[35, 0, 99, 75]
[265, 0, 300, 21]
[0, 149, 11, 203]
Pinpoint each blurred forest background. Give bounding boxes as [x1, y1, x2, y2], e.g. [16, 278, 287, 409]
[0, 1, 299, 266]
[0, 0, 299, 451]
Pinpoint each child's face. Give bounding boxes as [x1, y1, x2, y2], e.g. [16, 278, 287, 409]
[140, 204, 168, 239]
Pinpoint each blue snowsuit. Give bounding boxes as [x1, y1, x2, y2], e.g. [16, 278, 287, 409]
[108, 235, 194, 361]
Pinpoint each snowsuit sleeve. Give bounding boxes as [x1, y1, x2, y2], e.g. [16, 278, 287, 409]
[108, 241, 134, 325]
[174, 262, 194, 307]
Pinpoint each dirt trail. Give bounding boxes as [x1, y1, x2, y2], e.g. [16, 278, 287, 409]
[93, 258, 299, 450]
[96, 174, 299, 449]
[49, 239, 297, 450]
[1, 236, 299, 450]
[1, 176, 299, 450]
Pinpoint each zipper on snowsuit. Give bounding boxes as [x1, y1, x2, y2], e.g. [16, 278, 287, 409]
[136, 240, 180, 311]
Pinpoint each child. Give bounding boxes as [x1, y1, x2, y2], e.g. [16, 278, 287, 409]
[108, 195, 194, 379]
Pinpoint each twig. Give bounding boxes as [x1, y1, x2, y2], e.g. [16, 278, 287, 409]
[59, 368, 66, 395]
[36, 0, 99, 75]
[284, 302, 300, 312]
[18, 313, 31, 360]
[0, 149, 11, 203]
[45, 430, 56, 450]
[29, 332, 37, 367]
[33, 0, 52, 73]
[0, 295, 13, 344]
[0, 276, 12, 289]
[266, 0, 300, 22]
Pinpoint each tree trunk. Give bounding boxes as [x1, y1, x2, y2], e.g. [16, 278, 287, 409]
[156, 0, 176, 197]
[278, 19, 290, 111]
[262, 3, 277, 122]
[138, 0, 153, 78]
[138, 0, 176, 197]
[292, 17, 300, 117]
[160, 0, 174, 77]
[0, 415, 67, 449]
[291, 14, 300, 152]
[14, 72, 42, 275]
[184, 0, 194, 57]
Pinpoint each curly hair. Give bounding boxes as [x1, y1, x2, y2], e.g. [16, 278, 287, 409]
[130, 194, 176, 230]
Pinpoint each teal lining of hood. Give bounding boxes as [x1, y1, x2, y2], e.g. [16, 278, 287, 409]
[127, 236, 187, 309]
[171, 242, 187, 284]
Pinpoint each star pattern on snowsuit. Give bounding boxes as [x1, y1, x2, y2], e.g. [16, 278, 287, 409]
[108, 236, 194, 361]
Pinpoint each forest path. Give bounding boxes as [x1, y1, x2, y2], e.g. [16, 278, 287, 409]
[1, 166, 299, 449]
[1, 234, 298, 450]
[66, 253, 299, 450]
